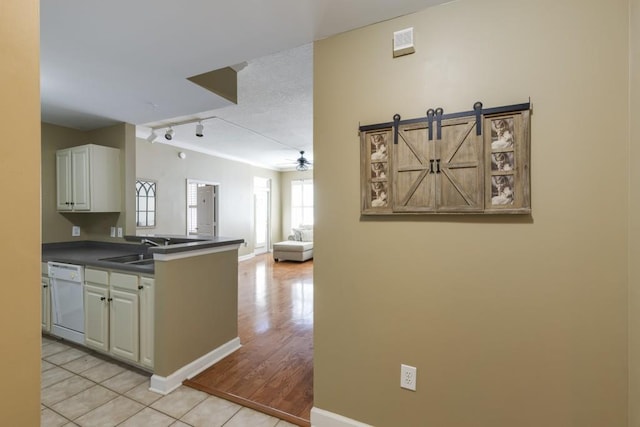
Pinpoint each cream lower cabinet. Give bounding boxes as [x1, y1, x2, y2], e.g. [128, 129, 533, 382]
[139, 277, 154, 369]
[84, 268, 150, 366]
[41, 263, 51, 332]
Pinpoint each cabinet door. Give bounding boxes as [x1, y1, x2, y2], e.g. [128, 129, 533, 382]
[56, 149, 72, 211]
[41, 276, 50, 332]
[436, 116, 483, 212]
[71, 146, 91, 211]
[139, 277, 154, 369]
[109, 288, 139, 362]
[84, 283, 109, 352]
[393, 123, 436, 212]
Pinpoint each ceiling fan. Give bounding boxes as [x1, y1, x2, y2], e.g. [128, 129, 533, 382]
[295, 151, 312, 171]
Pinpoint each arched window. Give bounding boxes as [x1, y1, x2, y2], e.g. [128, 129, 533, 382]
[136, 179, 156, 228]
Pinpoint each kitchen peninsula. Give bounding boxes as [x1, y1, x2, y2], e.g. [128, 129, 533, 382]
[42, 236, 244, 394]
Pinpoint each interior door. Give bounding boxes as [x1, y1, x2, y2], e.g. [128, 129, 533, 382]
[254, 177, 271, 255]
[254, 190, 269, 254]
[196, 185, 216, 236]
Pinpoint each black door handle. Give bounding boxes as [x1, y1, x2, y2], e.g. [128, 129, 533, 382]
[429, 159, 434, 174]
[436, 159, 441, 173]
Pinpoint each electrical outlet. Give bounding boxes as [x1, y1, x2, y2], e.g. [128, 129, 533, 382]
[110, 227, 116, 238]
[72, 226, 80, 237]
[117, 227, 123, 238]
[400, 364, 417, 391]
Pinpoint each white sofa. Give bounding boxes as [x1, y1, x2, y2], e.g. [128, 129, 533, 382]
[273, 226, 313, 262]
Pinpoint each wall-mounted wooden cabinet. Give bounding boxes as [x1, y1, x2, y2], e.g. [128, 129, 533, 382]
[360, 103, 531, 215]
[56, 144, 121, 212]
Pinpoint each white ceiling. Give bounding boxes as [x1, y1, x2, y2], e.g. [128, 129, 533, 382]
[41, 0, 449, 170]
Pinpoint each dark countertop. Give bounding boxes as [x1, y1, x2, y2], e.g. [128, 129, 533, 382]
[42, 236, 245, 274]
[126, 235, 244, 256]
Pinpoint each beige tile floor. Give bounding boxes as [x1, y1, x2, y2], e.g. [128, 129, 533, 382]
[41, 335, 298, 427]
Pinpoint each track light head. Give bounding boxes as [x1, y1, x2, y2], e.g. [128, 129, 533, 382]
[146, 130, 157, 143]
[195, 122, 204, 137]
[165, 127, 174, 140]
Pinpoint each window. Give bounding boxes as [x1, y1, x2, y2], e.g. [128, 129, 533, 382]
[291, 179, 313, 227]
[187, 182, 201, 235]
[136, 179, 156, 228]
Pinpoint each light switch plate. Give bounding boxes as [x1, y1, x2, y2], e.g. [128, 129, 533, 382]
[72, 226, 80, 237]
[117, 227, 123, 238]
[110, 227, 116, 237]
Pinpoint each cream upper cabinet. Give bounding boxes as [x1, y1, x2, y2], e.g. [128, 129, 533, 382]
[56, 144, 121, 212]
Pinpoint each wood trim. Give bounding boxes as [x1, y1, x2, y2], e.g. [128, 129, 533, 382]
[184, 381, 311, 427]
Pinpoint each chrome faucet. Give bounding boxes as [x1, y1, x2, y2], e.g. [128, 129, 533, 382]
[141, 238, 160, 246]
[141, 237, 170, 246]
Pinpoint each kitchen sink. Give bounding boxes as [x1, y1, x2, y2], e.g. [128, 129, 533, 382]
[99, 253, 152, 264]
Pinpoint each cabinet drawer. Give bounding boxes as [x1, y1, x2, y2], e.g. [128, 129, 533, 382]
[85, 268, 109, 285]
[110, 272, 139, 291]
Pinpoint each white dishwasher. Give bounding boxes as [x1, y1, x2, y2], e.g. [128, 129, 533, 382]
[48, 262, 85, 344]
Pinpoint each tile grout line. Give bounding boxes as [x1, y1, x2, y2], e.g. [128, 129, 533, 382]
[42, 341, 166, 426]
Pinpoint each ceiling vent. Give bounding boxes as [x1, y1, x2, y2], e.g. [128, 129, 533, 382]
[393, 27, 415, 58]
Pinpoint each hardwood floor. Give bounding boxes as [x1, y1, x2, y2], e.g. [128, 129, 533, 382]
[185, 253, 313, 427]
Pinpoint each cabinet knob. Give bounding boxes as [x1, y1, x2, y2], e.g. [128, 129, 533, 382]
[138, 285, 143, 290]
[107, 297, 113, 302]
[43, 284, 48, 288]
[100, 297, 106, 301]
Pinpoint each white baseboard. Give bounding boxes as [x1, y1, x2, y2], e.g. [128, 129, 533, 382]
[149, 337, 241, 395]
[238, 253, 255, 262]
[311, 407, 373, 427]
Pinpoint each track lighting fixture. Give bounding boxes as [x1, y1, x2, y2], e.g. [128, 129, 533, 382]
[146, 130, 157, 143]
[165, 127, 174, 140]
[195, 122, 204, 137]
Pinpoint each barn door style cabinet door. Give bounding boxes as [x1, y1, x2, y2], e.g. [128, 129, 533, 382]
[360, 102, 531, 215]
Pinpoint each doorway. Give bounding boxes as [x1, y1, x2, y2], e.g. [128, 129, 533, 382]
[187, 179, 219, 236]
[253, 177, 271, 255]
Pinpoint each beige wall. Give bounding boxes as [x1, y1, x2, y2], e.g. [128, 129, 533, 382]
[314, 0, 629, 426]
[630, 0, 640, 424]
[0, 0, 41, 424]
[154, 249, 238, 376]
[136, 140, 281, 256]
[41, 122, 135, 243]
[280, 169, 313, 240]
